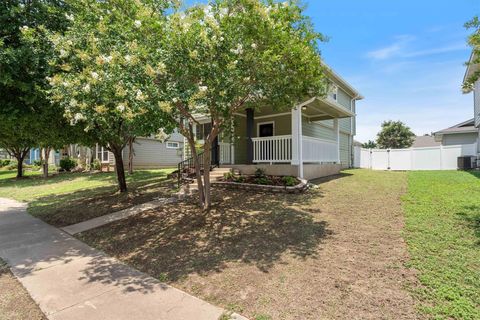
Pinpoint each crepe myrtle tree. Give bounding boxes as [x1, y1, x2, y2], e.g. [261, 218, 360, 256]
[48, 0, 176, 192]
[153, 0, 328, 210]
[464, 16, 480, 90]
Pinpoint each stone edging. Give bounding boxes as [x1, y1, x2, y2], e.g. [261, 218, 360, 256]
[211, 178, 308, 194]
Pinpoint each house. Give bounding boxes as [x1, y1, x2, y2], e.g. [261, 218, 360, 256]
[95, 131, 184, 169]
[183, 66, 363, 180]
[26, 148, 60, 166]
[434, 119, 478, 147]
[413, 135, 441, 148]
[462, 51, 480, 166]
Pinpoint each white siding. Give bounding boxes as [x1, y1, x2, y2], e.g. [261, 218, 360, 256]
[123, 138, 183, 169]
[475, 79, 480, 128]
[442, 132, 478, 146]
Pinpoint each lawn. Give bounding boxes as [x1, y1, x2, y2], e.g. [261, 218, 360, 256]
[79, 169, 418, 319]
[0, 168, 176, 227]
[403, 170, 480, 320]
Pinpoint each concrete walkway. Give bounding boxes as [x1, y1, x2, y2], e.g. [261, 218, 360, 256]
[0, 198, 246, 320]
[62, 197, 177, 235]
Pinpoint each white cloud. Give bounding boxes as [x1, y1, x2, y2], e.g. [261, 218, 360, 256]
[366, 35, 414, 60]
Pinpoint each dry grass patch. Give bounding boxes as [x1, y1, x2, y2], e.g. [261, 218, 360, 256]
[0, 259, 46, 320]
[80, 169, 418, 319]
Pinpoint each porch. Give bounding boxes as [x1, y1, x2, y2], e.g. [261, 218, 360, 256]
[214, 96, 354, 179]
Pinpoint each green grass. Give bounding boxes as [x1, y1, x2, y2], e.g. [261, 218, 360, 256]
[0, 169, 176, 227]
[403, 170, 480, 320]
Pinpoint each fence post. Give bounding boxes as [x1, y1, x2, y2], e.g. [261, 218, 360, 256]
[387, 149, 391, 170]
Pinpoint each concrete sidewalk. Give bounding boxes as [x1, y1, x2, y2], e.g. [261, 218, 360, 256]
[0, 198, 246, 320]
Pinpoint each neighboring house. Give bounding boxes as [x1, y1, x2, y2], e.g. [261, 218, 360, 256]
[25, 148, 60, 166]
[95, 131, 184, 169]
[183, 66, 363, 180]
[412, 135, 441, 148]
[462, 51, 480, 166]
[434, 119, 478, 147]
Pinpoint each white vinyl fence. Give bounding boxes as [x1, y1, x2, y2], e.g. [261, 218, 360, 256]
[354, 143, 477, 170]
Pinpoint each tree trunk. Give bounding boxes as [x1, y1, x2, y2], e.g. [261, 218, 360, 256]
[202, 140, 212, 211]
[128, 137, 134, 175]
[16, 156, 24, 178]
[112, 147, 127, 192]
[188, 140, 205, 207]
[42, 147, 51, 178]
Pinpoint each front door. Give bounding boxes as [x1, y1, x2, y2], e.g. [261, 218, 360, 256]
[258, 122, 274, 137]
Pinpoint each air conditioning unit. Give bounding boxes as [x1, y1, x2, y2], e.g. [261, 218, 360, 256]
[457, 156, 476, 170]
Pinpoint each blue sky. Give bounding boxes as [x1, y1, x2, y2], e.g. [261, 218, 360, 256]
[185, 0, 480, 141]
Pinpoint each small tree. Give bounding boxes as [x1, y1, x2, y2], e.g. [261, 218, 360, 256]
[362, 140, 377, 149]
[154, 0, 328, 210]
[376, 120, 415, 149]
[463, 16, 480, 91]
[48, 0, 175, 192]
[0, 0, 70, 178]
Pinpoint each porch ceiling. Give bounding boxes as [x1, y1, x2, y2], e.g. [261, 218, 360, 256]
[300, 97, 354, 121]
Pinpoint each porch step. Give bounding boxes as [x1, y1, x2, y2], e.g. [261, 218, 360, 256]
[179, 168, 233, 196]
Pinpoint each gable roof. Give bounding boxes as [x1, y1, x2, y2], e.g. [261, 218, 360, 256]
[435, 118, 477, 135]
[412, 136, 441, 148]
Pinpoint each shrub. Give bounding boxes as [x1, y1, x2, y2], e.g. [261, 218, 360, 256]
[33, 159, 43, 167]
[0, 159, 11, 167]
[92, 159, 101, 171]
[235, 175, 246, 183]
[255, 177, 271, 185]
[6, 161, 18, 170]
[223, 171, 235, 181]
[282, 176, 297, 186]
[254, 167, 266, 178]
[59, 157, 77, 172]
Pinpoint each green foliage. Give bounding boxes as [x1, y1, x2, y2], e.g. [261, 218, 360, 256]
[282, 175, 297, 186]
[463, 16, 480, 91]
[0, 159, 11, 167]
[362, 140, 377, 149]
[59, 157, 77, 172]
[92, 159, 101, 171]
[254, 167, 266, 178]
[376, 120, 415, 149]
[403, 171, 480, 319]
[33, 159, 42, 166]
[6, 161, 18, 170]
[254, 176, 271, 185]
[48, 0, 175, 148]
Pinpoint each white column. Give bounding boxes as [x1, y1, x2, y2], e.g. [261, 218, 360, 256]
[333, 118, 340, 164]
[291, 107, 303, 178]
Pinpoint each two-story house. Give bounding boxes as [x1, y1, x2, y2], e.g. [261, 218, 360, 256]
[463, 51, 480, 166]
[182, 65, 363, 180]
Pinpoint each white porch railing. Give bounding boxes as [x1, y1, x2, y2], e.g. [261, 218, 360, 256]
[302, 136, 338, 163]
[219, 142, 232, 164]
[252, 135, 339, 164]
[252, 135, 292, 163]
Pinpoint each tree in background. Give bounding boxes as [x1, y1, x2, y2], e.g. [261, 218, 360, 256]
[48, 0, 176, 192]
[376, 120, 415, 149]
[154, 0, 328, 210]
[0, 0, 71, 178]
[362, 140, 377, 149]
[463, 16, 480, 90]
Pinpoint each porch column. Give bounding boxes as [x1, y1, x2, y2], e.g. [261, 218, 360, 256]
[291, 107, 304, 178]
[246, 108, 254, 164]
[211, 121, 219, 166]
[333, 118, 340, 164]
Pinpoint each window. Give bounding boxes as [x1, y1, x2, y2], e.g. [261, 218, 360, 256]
[258, 122, 275, 137]
[330, 85, 338, 101]
[96, 145, 109, 163]
[166, 142, 180, 149]
[195, 123, 212, 140]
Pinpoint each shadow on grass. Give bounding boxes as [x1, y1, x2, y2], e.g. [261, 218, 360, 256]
[467, 170, 480, 179]
[80, 188, 331, 282]
[457, 205, 480, 245]
[27, 171, 175, 227]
